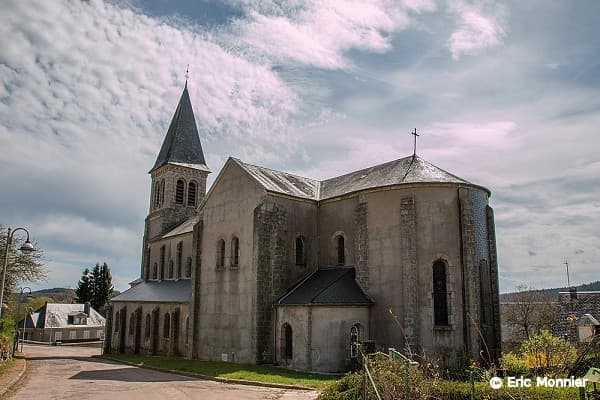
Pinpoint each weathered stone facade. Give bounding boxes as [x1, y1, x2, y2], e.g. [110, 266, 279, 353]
[108, 84, 501, 371]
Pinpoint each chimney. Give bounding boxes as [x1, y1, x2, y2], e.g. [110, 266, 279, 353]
[569, 286, 577, 300]
[84, 302, 91, 316]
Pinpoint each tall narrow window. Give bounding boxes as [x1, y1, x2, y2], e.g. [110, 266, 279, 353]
[295, 236, 305, 266]
[350, 325, 360, 358]
[176, 241, 183, 278]
[186, 257, 192, 278]
[217, 239, 225, 268]
[152, 263, 158, 280]
[146, 248, 151, 279]
[231, 237, 240, 267]
[433, 260, 449, 326]
[164, 313, 171, 339]
[175, 179, 185, 204]
[145, 314, 151, 339]
[160, 179, 165, 206]
[160, 245, 165, 280]
[336, 235, 345, 265]
[188, 181, 197, 206]
[154, 182, 161, 208]
[129, 313, 135, 335]
[185, 316, 190, 345]
[114, 311, 120, 332]
[168, 260, 174, 279]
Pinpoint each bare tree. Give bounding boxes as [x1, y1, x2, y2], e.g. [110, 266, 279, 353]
[502, 285, 556, 342]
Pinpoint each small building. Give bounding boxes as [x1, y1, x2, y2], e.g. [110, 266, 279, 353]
[18, 302, 106, 343]
[553, 289, 600, 344]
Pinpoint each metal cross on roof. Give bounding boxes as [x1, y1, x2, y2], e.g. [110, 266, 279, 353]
[411, 128, 419, 156]
[185, 64, 189, 86]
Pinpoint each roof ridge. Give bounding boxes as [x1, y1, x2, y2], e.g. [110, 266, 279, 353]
[234, 158, 319, 183]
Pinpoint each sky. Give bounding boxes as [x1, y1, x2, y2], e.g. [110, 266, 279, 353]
[0, 0, 598, 293]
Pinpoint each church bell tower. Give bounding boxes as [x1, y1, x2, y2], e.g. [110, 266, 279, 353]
[140, 82, 210, 280]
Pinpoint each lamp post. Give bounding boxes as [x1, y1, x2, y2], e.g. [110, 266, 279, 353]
[21, 306, 33, 352]
[17, 286, 32, 347]
[0, 227, 35, 317]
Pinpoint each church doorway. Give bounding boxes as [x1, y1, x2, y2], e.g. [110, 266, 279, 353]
[281, 323, 293, 364]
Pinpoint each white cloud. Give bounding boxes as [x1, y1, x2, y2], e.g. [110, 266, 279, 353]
[228, 0, 436, 69]
[447, 1, 506, 60]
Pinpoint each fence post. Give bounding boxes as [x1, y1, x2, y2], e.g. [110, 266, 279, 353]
[469, 370, 475, 400]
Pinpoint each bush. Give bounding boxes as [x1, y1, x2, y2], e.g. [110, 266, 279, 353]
[520, 330, 577, 371]
[318, 372, 362, 400]
[0, 317, 15, 362]
[501, 352, 530, 377]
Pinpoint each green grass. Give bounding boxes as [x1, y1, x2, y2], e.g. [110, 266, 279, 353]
[104, 353, 339, 388]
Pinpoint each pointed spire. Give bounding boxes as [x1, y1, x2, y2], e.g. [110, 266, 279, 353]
[150, 83, 208, 173]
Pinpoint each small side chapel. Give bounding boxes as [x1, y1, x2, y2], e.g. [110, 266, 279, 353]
[107, 82, 501, 372]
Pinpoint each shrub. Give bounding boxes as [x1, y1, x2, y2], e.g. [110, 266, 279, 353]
[501, 352, 530, 376]
[318, 372, 362, 400]
[520, 330, 577, 371]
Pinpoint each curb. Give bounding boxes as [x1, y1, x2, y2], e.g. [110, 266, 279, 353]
[0, 358, 27, 397]
[100, 356, 315, 391]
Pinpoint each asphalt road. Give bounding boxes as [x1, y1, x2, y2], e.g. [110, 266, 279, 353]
[8, 344, 319, 400]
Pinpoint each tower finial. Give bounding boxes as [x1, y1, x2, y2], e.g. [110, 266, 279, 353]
[185, 64, 189, 88]
[411, 128, 419, 157]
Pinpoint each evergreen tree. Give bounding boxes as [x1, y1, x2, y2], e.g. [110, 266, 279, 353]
[75, 268, 93, 304]
[75, 262, 113, 316]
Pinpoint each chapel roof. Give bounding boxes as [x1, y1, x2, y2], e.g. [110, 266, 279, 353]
[150, 83, 209, 173]
[111, 279, 191, 303]
[277, 267, 372, 306]
[232, 154, 487, 202]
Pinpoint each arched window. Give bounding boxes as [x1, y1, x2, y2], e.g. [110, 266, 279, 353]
[154, 182, 161, 208]
[159, 245, 165, 280]
[164, 313, 171, 339]
[336, 235, 345, 265]
[295, 236, 305, 266]
[146, 247, 151, 279]
[217, 239, 225, 268]
[188, 181, 197, 206]
[433, 260, 449, 326]
[282, 323, 293, 359]
[129, 313, 135, 335]
[186, 257, 192, 278]
[231, 237, 240, 267]
[152, 263, 158, 280]
[350, 324, 360, 358]
[176, 241, 183, 278]
[114, 311, 120, 332]
[175, 179, 185, 204]
[168, 260, 174, 279]
[145, 314, 151, 339]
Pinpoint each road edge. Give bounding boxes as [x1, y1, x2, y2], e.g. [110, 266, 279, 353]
[0, 358, 27, 398]
[100, 356, 317, 391]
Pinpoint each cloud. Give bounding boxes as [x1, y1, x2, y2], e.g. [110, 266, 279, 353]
[227, 0, 436, 69]
[447, 1, 507, 59]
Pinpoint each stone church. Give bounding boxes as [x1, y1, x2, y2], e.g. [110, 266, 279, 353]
[107, 82, 501, 372]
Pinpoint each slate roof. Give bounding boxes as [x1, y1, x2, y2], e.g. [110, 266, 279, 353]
[232, 154, 487, 202]
[161, 218, 195, 239]
[150, 83, 209, 173]
[111, 279, 191, 303]
[320, 155, 478, 199]
[232, 158, 319, 200]
[553, 291, 600, 341]
[18, 303, 105, 329]
[277, 267, 372, 306]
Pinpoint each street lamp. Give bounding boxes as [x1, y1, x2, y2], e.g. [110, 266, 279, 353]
[16, 287, 32, 352]
[0, 227, 35, 317]
[21, 306, 33, 352]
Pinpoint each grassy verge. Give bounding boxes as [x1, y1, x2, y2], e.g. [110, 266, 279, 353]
[103, 353, 339, 388]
